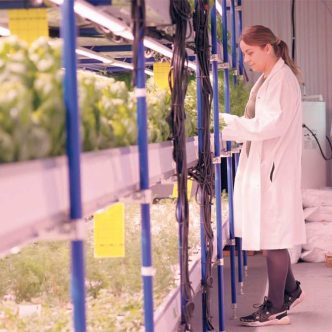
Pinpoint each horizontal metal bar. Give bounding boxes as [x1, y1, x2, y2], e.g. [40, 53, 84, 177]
[84, 45, 133, 52]
[0, 0, 45, 10]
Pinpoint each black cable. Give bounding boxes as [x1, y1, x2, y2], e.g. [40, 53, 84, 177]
[303, 124, 332, 161]
[168, 1, 194, 331]
[291, 0, 296, 60]
[189, 0, 214, 330]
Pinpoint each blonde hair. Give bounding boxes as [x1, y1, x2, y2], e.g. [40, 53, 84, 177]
[240, 25, 300, 78]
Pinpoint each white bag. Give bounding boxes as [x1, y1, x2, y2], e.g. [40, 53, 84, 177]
[301, 221, 332, 262]
[302, 188, 332, 208]
[288, 245, 302, 264]
[304, 206, 332, 222]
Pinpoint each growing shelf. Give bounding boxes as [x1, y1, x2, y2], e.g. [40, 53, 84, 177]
[0, 137, 200, 255]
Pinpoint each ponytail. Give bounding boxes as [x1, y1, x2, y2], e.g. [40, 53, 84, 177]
[273, 40, 301, 78]
[241, 25, 302, 81]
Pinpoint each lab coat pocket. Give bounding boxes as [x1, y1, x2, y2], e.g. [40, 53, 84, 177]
[269, 163, 275, 182]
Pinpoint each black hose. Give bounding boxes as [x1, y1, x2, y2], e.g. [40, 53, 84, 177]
[303, 124, 332, 161]
[291, 0, 296, 60]
[189, 0, 215, 330]
[168, 1, 195, 331]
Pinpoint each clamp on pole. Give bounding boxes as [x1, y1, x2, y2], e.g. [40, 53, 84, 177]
[39, 219, 87, 241]
[124, 189, 153, 204]
[213, 156, 222, 164]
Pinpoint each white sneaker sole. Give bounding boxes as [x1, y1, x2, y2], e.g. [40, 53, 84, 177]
[241, 315, 290, 327]
[289, 291, 305, 310]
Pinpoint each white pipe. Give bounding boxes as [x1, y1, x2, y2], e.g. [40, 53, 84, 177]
[49, 0, 197, 71]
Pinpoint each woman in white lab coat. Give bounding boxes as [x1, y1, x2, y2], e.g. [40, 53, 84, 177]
[222, 25, 306, 327]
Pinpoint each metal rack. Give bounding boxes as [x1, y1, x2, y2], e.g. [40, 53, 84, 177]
[0, 1, 247, 331]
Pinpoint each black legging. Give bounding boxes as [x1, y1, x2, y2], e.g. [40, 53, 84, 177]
[266, 249, 298, 310]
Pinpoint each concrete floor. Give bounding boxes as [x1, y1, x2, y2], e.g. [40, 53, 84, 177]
[190, 254, 332, 332]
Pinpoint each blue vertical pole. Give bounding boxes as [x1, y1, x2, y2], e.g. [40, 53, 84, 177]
[230, 0, 244, 293]
[230, 0, 237, 86]
[234, 153, 244, 293]
[211, 3, 225, 331]
[196, 60, 208, 332]
[237, 0, 244, 79]
[135, 16, 154, 332]
[222, 0, 237, 319]
[236, 0, 248, 277]
[61, 1, 86, 331]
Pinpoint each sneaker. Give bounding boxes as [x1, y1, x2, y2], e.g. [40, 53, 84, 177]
[284, 280, 305, 310]
[240, 297, 290, 327]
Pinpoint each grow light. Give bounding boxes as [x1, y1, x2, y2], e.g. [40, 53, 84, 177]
[49, 0, 197, 71]
[0, 26, 10, 36]
[76, 47, 153, 75]
[216, 1, 223, 16]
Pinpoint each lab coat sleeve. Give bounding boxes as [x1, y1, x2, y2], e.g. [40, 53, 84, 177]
[221, 75, 298, 142]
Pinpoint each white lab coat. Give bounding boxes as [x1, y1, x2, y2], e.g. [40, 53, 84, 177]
[222, 58, 306, 250]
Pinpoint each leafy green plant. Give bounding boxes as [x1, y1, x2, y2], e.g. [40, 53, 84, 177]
[0, 199, 205, 330]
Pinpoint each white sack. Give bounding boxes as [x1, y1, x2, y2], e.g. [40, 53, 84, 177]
[288, 245, 302, 264]
[304, 206, 332, 222]
[301, 221, 332, 262]
[302, 188, 332, 208]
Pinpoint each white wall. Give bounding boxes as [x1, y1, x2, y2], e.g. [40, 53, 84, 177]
[241, 0, 332, 185]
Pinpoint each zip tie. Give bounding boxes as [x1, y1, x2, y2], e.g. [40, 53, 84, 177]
[219, 62, 230, 69]
[211, 54, 219, 62]
[235, 5, 242, 11]
[217, 258, 224, 266]
[39, 219, 86, 241]
[220, 150, 232, 157]
[141, 266, 156, 276]
[213, 156, 221, 164]
[229, 239, 236, 246]
[71, 219, 86, 240]
[135, 88, 146, 98]
[132, 189, 152, 204]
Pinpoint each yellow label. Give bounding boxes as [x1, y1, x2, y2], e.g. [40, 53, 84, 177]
[153, 62, 171, 90]
[9, 9, 48, 44]
[94, 203, 125, 258]
[171, 179, 193, 200]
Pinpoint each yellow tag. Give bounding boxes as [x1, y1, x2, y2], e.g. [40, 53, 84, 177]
[9, 9, 49, 44]
[171, 179, 193, 200]
[153, 62, 171, 90]
[94, 203, 125, 258]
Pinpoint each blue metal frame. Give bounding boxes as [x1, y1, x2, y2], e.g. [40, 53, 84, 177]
[0, 0, 110, 10]
[237, 0, 244, 78]
[60, 1, 86, 331]
[84, 45, 133, 52]
[135, 12, 154, 332]
[0, 1, 45, 9]
[237, 0, 247, 277]
[211, 2, 225, 331]
[222, 0, 237, 318]
[234, 152, 244, 293]
[230, 0, 244, 292]
[230, 0, 237, 86]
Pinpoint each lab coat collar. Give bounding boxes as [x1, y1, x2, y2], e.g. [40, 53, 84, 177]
[249, 58, 285, 96]
[262, 57, 285, 82]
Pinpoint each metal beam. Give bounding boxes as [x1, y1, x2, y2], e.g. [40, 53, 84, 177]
[0, 1, 46, 9]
